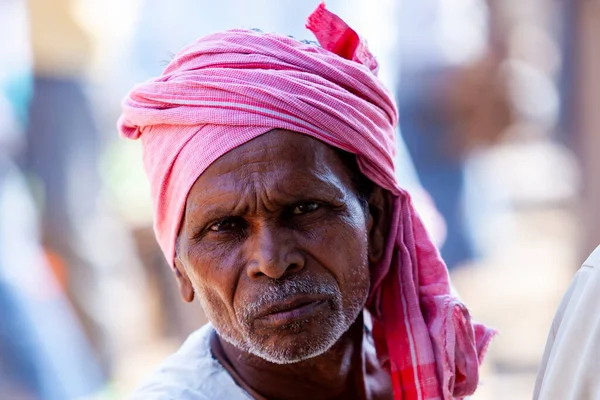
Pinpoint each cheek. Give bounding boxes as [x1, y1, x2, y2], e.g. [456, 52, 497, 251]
[305, 204, 370, 283]
[185, 244, 244, 326]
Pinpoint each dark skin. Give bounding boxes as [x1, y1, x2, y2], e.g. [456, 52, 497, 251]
[173, 130, 393, 399]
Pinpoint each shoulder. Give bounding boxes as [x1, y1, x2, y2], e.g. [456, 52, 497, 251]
[554, 245, 600, 317]
[550, 245, 600, 323]
[129, 324, 250, 400]
[534, 245, 600, 399]
[582, 245, 600, 269]
[546, 245, 600, 337]
[555, 245, 600, 316]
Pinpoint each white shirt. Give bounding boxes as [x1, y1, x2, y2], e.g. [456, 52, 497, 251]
[130, 324, 251, 400]
[534, 245, 600, 399]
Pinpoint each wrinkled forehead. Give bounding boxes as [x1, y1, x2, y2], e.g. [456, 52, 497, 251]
[178, 130, 368, 237]
[202, 130, 344, 176]
[187, 130, 364, 200]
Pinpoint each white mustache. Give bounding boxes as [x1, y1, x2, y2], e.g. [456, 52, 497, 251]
[238, 277, 339, 321]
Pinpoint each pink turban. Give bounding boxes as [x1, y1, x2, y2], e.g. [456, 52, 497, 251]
[119, 4, 494, 399]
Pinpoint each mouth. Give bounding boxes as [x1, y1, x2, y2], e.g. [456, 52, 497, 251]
[254, 296, 330, 327]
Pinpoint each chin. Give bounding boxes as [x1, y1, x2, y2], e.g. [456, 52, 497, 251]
[246, 311, 350, 364]
[254, 338, 334, 365]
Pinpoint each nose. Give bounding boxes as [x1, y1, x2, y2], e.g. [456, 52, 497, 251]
[245, 224, 305, 280]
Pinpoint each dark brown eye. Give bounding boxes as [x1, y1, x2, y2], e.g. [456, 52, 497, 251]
[292, 202, 320, 215]
[209, 218, 240, 232]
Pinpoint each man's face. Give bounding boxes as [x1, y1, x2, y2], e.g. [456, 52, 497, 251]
[176, 130, 373, 364]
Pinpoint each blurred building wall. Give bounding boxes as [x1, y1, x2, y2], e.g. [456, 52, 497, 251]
[574, 1, 600, 258]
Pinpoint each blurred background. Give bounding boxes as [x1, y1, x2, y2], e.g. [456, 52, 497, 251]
[0, 0, 598, 399]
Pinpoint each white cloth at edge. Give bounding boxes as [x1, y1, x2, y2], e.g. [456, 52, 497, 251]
[130, 316, 385, 399]
[534, 245, 600, 400]
[130, 324, 251, 400]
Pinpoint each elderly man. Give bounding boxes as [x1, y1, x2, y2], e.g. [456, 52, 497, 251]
[120, 4, 494, 399]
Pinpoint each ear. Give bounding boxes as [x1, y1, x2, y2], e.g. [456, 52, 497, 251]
[366, 186, 392, 264]
[173, 257, 195, 303]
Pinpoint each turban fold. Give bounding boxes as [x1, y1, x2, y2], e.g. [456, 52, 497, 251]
[118, 3, 495, 399]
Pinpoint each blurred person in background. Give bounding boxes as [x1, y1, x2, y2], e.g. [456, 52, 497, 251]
[0, 0, 104, 398]
[23, 0, 106, 361]
[118, 5, 494, 399]
[534, 4, 600, 398]
[395, 0, 512, 269]
[23, 0, 152, 379]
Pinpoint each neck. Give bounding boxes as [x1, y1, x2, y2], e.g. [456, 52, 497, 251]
[214, 314, 372, 400]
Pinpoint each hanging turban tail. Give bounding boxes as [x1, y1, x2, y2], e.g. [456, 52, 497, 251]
[118, 3, 495, 399]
